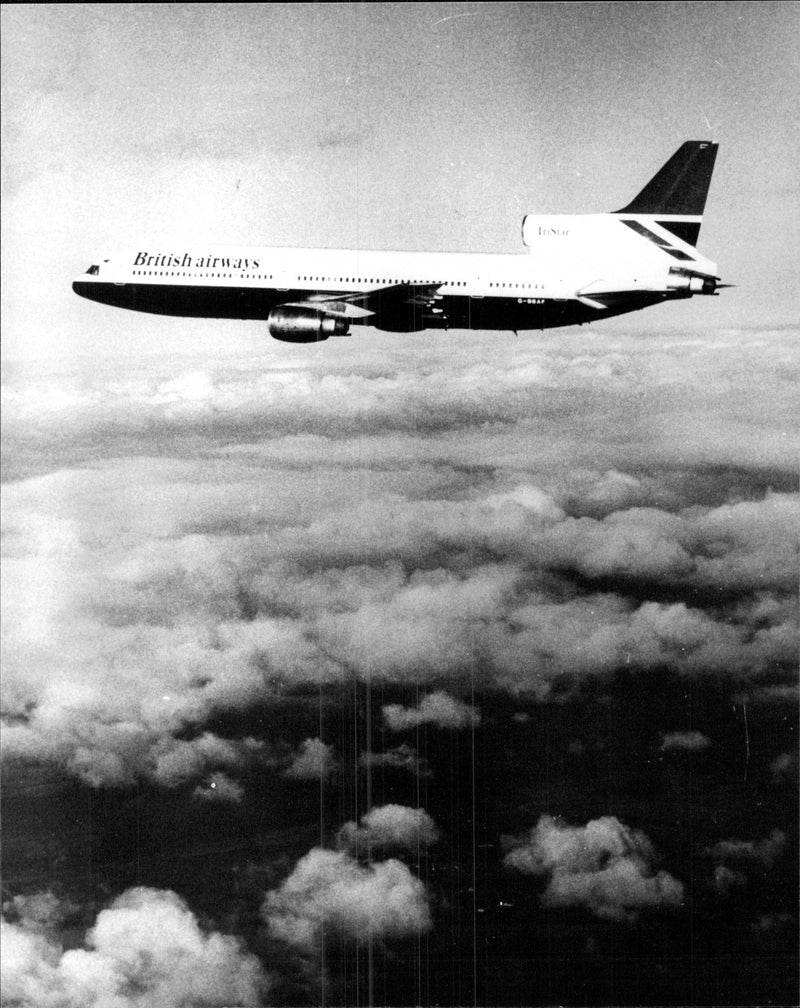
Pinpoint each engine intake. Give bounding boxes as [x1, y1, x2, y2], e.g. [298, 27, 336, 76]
[268, 306, 350, 342]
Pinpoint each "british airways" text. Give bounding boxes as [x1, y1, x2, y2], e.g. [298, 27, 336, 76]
[133, 252, 261, 269]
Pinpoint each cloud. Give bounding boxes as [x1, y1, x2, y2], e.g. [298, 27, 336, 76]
[283, 738, 338, 781]
[770, 751, 798, 779]
[751, 913, 796, 939]
[2, 702, 265, 792]
[382, 692, 481, 731]
[152, 733, 264, 789]
[314, 564, 517, 681]
[3, 467, 794, 791]
[2, 892, 74, 933]
[261, 847, 432, 951]
[193, 771, 245, 803]
[336, 805, 439, 855]
[660, 730, 712, 752]
[702, 830, 787, 893]
[532, 493, 799, 592]
[736, 683, 800, 705]
[504, 815, 685, 922]
[3, 461, 794, 787]
[0, 887, 267, 1008]
[704, 830, 787, 870]
[2, 331, 797, 790]
[359, 744, 432, 777]
[485, 592, 796, 697]
[711, 865, 748, 895]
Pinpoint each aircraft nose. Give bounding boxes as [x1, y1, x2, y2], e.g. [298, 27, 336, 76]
[72, 277, 96, 301]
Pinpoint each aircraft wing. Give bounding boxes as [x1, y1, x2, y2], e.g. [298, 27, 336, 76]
[285, 282, 445, 330]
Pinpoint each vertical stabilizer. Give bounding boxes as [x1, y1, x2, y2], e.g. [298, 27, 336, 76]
[614, 141, 718, 246]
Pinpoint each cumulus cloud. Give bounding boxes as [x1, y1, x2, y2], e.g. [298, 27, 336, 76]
[152, 733, 264, 789]
[0, 887, 266, 1007]
[336, 805, 439, 855]
[660, 730, 712, 752]
[261, 847, 432, 951]
[487, 593, 796, 695]
[382, 692, 481, 731]
[2, 705, 264, 793]
[504, 815, 685, 922]
[532, 493, 799, 592]
[283, 738, 338, 781]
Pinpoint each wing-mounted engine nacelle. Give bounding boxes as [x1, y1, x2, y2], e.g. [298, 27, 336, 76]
[267, 306, 350, 342]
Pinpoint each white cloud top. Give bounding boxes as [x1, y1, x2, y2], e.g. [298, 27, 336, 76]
[337, 804, 439, 854]
[261, 848, 432, 950]
[504, 815, 685, 922]
[1, 888, 266, 1007]
[383, 692, 481, 731]
[283, 737, 338, 781]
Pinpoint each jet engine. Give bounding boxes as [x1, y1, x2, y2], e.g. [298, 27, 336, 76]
[267, 306, 350, 342]
[667, 269, 720, 295]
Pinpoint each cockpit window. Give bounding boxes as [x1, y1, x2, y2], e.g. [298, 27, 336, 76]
[87, 265, 100, 275]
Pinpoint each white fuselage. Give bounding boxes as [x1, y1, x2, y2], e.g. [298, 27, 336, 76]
[72, 213, 719, 335]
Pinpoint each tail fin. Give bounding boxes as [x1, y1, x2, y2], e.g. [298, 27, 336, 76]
[615, 141, 718, 246]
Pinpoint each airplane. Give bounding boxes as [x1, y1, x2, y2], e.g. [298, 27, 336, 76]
[73, 141, 727, 342]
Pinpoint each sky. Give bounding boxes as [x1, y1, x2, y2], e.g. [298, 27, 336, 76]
[1, 5, 798, 1008]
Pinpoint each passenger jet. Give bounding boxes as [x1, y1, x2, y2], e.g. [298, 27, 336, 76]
[73, 141, 726, 342]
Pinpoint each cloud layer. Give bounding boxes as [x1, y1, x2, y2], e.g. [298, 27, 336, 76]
[2, 329, 796, 795]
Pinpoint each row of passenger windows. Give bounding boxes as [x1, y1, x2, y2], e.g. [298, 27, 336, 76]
[296, 277, 542, 289]
[489, 282, 544, 289]
[132, 271, 275, 279]
[131, 270, 544, 290]
[297, 276, 456, 285]
[298, 274, 467, 286]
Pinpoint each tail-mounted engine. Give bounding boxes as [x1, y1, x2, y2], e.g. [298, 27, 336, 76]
[268, 306, 350, 342]
[667, 268, 723, 296]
